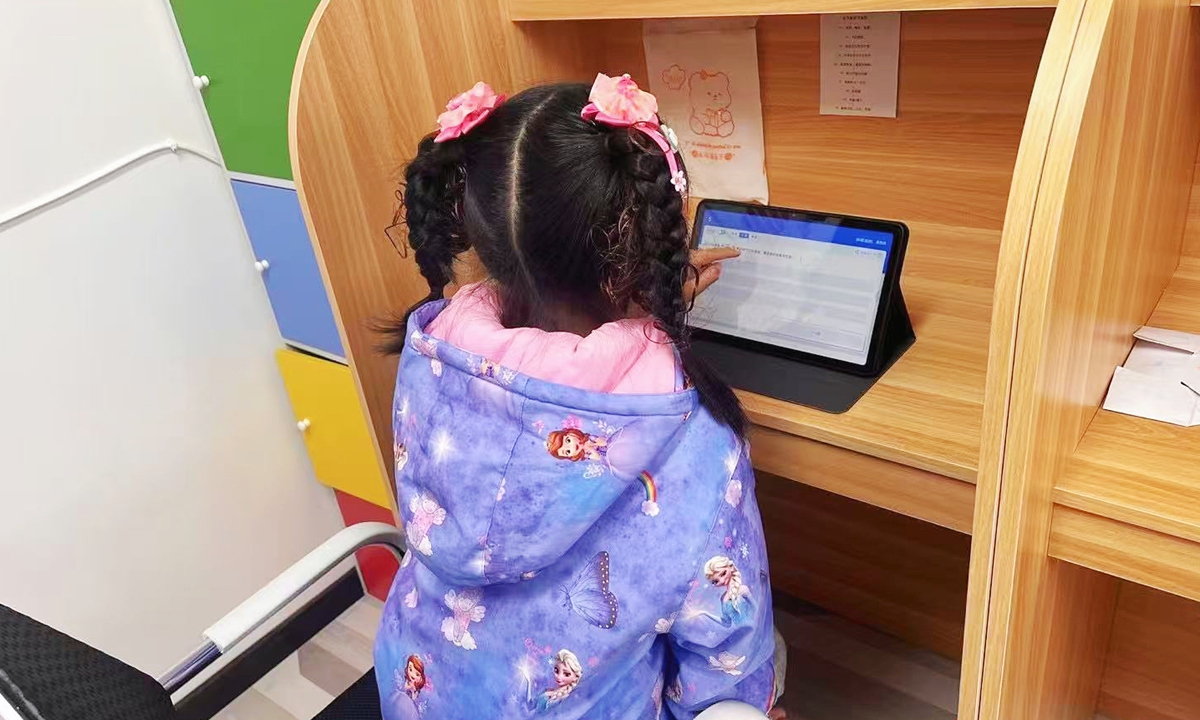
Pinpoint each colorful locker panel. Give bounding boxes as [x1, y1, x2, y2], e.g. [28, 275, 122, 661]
[170, 0, 322, 179]
[335, 491, 401, 601]
[234, 179, 344, 359]
[276, 348, 390, 508]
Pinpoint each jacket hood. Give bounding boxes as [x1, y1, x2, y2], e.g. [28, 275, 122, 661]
[392, 302, 699, 588]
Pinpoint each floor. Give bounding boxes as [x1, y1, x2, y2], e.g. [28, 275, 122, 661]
[211, 599, 383, 720]
[212, 594, 969, 720]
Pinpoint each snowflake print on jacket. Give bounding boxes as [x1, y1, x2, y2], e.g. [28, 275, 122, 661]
[373, 303, 778, 720]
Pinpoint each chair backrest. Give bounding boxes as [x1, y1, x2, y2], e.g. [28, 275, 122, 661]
[0, 604, 175, 720]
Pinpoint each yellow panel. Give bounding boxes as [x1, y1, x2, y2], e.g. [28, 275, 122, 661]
[276, 348, 391, 507]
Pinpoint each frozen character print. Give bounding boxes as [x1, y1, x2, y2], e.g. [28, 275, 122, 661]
[441, 588, 486, 650]
[559, 551, 618, 629]
[528, 649, 583, 712]
[407, 493, 447, 556]
[704, 555, 752, 626]
[390, 655, 427, 720]
[545, 427, 607, 463]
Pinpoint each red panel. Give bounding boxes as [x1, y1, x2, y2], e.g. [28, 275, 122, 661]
[335, 490, 400, 601]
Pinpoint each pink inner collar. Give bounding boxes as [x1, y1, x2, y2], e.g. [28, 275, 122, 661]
[425, 283, 679, 395]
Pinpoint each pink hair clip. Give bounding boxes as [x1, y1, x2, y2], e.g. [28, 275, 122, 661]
[434, 81, 505, 143]
[581, 73, 686, 195]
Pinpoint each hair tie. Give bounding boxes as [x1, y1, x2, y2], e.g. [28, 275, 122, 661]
[581, 73, 686, 195]
[435, 82, 505, 143]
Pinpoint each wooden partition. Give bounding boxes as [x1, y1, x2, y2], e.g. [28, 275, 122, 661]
[285, 1, 1148, 719]
[977, 0, 1200, 718]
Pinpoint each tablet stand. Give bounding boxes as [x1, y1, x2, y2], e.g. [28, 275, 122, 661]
[691, 286, 916, 414]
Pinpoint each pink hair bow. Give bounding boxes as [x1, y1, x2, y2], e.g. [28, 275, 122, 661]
[581, 73, 686, 195]
[435, 81, 505, 143]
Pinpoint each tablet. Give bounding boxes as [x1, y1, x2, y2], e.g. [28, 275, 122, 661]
[689, 200, 909, 376]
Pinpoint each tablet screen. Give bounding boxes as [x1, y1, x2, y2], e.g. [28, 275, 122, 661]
[691, 207, 896, 367]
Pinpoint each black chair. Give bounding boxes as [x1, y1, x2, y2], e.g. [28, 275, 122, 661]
[0, 524, 402, 720]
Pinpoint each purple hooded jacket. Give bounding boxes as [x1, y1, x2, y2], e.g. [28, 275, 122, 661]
[374, 301, 777, 719]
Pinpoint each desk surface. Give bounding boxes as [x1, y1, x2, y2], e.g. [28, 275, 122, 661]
[743, 220, 996, 483]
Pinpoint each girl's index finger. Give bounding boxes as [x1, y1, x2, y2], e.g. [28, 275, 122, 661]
[691, 246, 742, 266]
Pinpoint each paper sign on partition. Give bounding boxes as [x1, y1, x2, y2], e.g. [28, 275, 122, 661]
[643, 20, 769, 204]
[820, 13, 901, 118]
[1102, 326, 1200, 426]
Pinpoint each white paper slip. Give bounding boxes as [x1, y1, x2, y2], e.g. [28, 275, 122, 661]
[644, 20, 769, 203]
[1101, 326, 1200, 427]
[1103, 366, 1200, 427]
[820, 13, 901, 118]
[1133, 325, 1200, 353]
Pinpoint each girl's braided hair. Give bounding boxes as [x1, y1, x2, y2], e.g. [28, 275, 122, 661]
[383, 82, 745, 435]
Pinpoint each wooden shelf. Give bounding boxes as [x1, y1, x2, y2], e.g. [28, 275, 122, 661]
[510, 0, 1056, 21]
[1050, 259, 1200, 601]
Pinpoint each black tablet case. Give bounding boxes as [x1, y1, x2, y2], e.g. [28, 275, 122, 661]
[692, 286, 916, 414]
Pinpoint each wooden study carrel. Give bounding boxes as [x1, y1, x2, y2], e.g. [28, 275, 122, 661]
[288, 0, 1200, 717]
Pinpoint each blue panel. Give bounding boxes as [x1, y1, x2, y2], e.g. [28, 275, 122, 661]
[232, 179, 344, 358]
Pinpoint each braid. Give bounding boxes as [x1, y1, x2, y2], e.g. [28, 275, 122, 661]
[609, 129, 748, 436]
[406, 135, 469, 300]
[379, 135, 469, 353]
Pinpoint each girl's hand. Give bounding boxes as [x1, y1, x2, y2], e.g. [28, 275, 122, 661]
[686, 246, 741, 303]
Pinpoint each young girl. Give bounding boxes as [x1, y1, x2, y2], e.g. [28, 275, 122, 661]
[373, 74, 781, 720]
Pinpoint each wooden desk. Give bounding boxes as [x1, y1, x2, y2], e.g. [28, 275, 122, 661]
[291, 7, 1051, 539]
[287, 4, 1060, 718]
[746, 222, 995, 484]
[745, 221, 996, 534]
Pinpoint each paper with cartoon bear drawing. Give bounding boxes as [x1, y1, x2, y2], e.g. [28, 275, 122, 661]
[643, 21, 769, 204]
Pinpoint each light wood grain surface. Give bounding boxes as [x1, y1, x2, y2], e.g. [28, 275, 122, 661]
[290, 0, 618, 493]
[1097, 583, 1200, 720]
[977, 0, 1200, 716]
[1050, 206, 1200, 601]
[721, 10, 1054, 483]
[759, 473, 971, 660]
[956, 2, 1089, 716]
[1185, 156, 1200, 260]
[751, 426, 975, 533]
[1050, 506, 1200, 604]
[509, 0, 1055, 21]
[290, 6, 1054, 500]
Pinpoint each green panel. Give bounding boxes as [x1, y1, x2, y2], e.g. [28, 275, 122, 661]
[171, 0, 322, 179]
